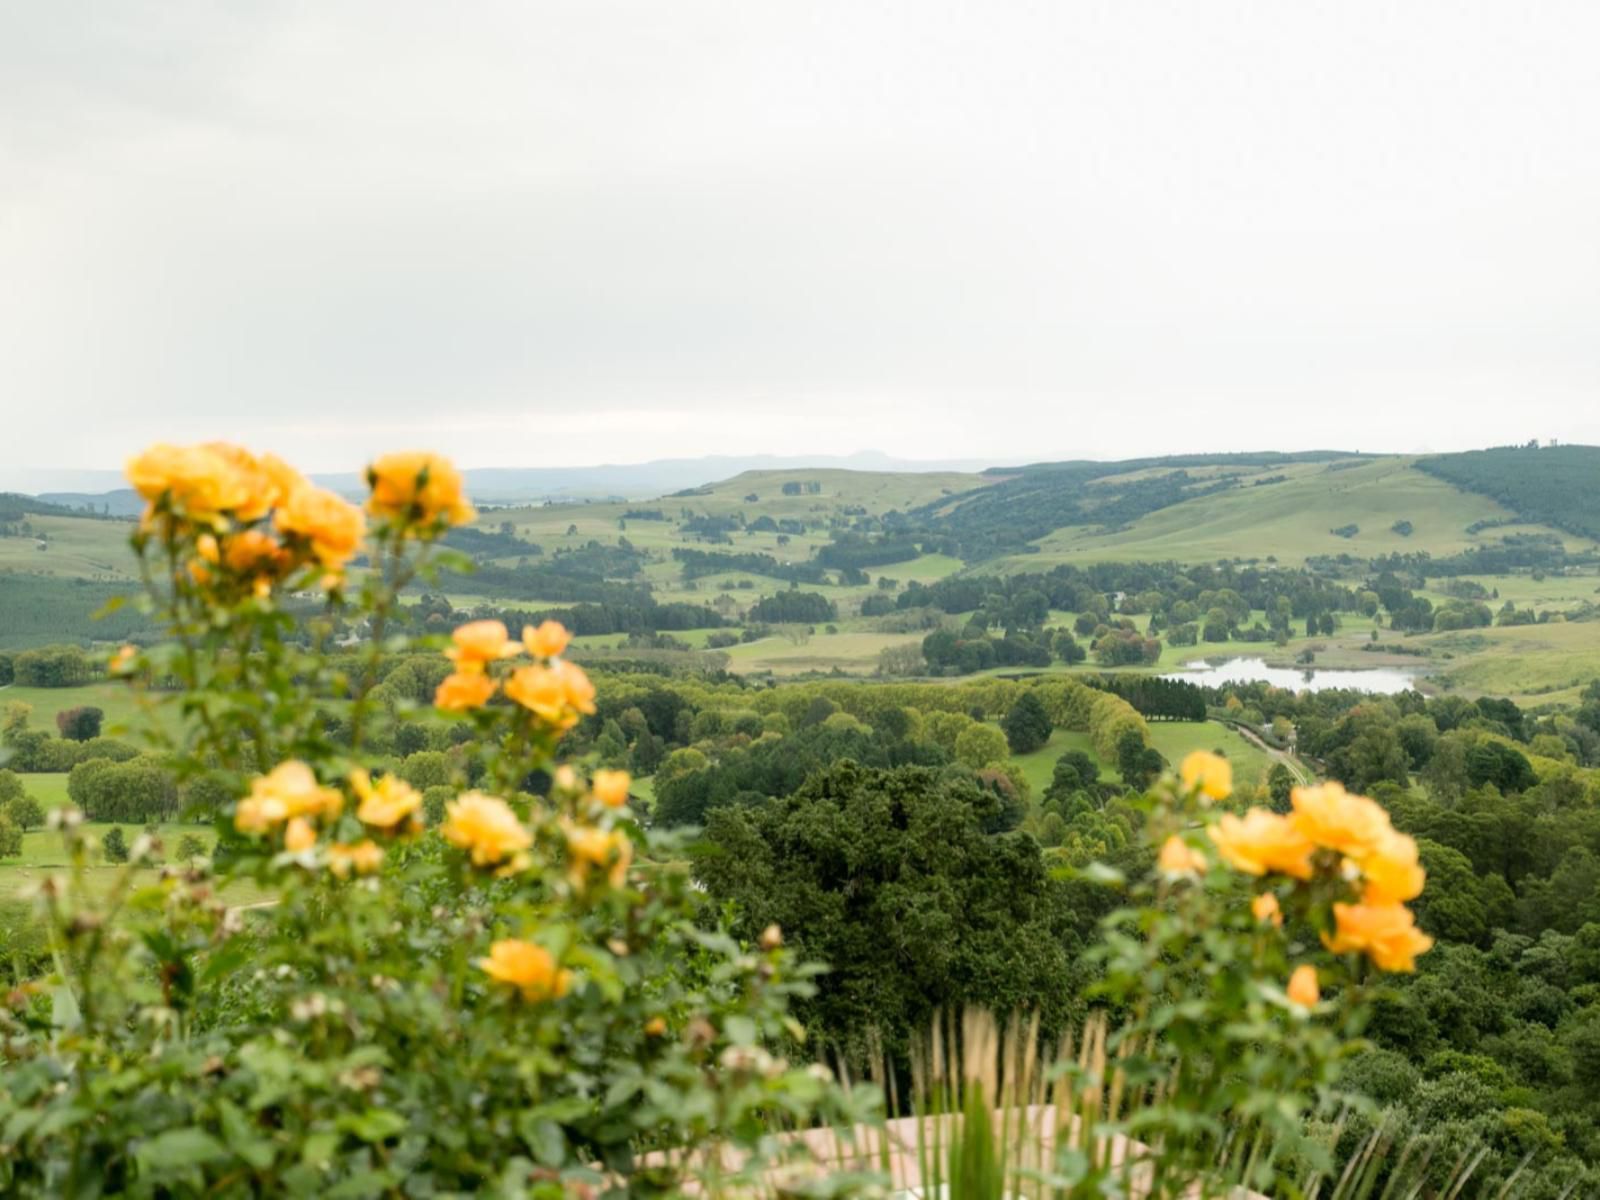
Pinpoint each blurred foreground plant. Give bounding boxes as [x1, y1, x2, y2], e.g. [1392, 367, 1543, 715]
[0, 444, 872, 1197]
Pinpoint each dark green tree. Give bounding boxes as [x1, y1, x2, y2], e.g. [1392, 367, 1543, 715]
[694, 761, 1083, 1052]
[1001, 691, 1052, 754]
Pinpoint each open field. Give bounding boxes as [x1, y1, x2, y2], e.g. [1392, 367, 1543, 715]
[0, 823, 272, 905]
[0, 516, 137, 581]
[0, 680, 172, 739]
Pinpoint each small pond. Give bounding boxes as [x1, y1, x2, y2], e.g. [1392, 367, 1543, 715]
[1163, 656, 1420, 694]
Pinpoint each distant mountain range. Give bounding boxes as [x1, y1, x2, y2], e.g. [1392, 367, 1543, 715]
[14, 451, 1010, 514]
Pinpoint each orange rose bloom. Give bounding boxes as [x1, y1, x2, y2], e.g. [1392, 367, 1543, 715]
[441, 792, 533, 868]
[1323, 902, 1435, 972]
[504, 660, 596, 729]
[435, 671, 497, 711]
[224, 531, 286, 579]
[1287, 964, 1320, 1008]
[1179, 751, 1233, 801]
[1206, 808, 1315, 880]
[204, 443, 303, 520]
[127, 443, 251, 519]
[365, 451, 475, 528]
[591, 769, 632, 809]
[1289, 782, 1391, 860]
[284, 816, 317, 853]
[564, 821, 632, 891]
[234, 761, 343, 834]
[1157, 834, 1207, 878]
[275, 485, 367, 571]
[327, 840, 385, 878]
[446, 620, 517, 671]
[1252, 892, 1283, 927]
[477, 938, 572, 1001]
[1360, 829, 1426, 904]
[522, 620, 571, 659]
[351, 769, 422, 832]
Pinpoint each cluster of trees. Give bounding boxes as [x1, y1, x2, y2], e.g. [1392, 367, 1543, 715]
[671, 548, 828, 584]
[0, 642, 98, 687]
[747, 590, 836, 624]
[918, 627, 1054, 674]
[1, 702, 140, 773]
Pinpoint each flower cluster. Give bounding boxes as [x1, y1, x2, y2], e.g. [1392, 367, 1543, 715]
[433, 618, 596, 732]
[1187, 757, 1433, 974]
[365, 451, 476, 531]
[128, 442, 367, 596]
[232, 762, 428, 875]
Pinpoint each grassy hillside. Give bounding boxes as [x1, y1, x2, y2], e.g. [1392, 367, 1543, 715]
[988, 456, 1558, 568]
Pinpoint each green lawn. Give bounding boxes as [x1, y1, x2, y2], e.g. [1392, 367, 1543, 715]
[0, 823, 272, 906]
[0, 680, 172, 739]
[1009, 721, 1273, 796]
[18, 772, 70, 810]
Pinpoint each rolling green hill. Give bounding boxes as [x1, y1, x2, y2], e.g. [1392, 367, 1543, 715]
[985, 456, 1562, 569]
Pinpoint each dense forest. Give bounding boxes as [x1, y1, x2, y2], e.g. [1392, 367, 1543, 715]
[1419, 444, 1600, 540]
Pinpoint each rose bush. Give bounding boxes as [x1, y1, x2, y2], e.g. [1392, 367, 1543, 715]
[0, 445, 870, 1197]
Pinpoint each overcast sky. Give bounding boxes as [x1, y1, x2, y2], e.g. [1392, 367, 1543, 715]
[4, 2, 1599, 476]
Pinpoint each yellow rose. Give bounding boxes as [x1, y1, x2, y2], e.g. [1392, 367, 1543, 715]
[1251, 892, 1283, 927]
[1206, 808, 1315, 880]
[127, 443, 254, 519]
[477, 938, 572, 1002]
[204, 443, 303, 521]
[327, 840, 385, 878]
[351, 769, 422, 832]
[275, 485, 367, 571]
[222, 529, 287, 576]
[440, 791, 533, 868]
[1359, 829, 1426, 904]
[1157, 834, 1207, 878]
[522, 619, 571, 660]
[1179, 750, 1232, 801]
[1289, 782, 1391, 860]
[504, 660, 596, 729]
[564, 820, 632, 891]
[365, 451, 475, 528]
[591, 769, 631, 809]
[435, 670, 498, 711]
[234, 761, 343, 835]
[1323, 901, 1435, 972]
[284, 816, 317, 853]
[446, 620, 518, 671]
[1287, 964, 1320, 1009]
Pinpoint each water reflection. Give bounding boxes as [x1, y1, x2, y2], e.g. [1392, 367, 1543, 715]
[1163, 656, 1419, 694]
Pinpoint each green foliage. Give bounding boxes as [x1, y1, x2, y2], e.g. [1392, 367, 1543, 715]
[1420, 444, 1600, 540]
[694, 761, 1083, 1053]
[1000, 690, 1051, 754]
[100, 824, 128, 863]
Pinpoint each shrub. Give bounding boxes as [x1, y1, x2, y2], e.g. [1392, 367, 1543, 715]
[0, 815, 20, 859]
[174, 833, 207, 862]
[100, 824, 128, 863]
[3, 794, 44, 830]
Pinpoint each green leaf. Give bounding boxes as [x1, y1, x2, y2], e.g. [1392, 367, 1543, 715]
[338, 1109, 407, 1143]
[516, 1114, 566, 1166]
[136, 1128, 229, 1172]
[723, 1015, 757, 1046]
[218, 1100, 276, 1170]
